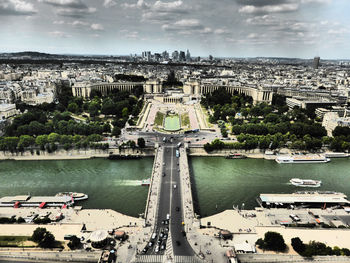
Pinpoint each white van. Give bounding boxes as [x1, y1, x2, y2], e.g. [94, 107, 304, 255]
[166, 214, 170, 220]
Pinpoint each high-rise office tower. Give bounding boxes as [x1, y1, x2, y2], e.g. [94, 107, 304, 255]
[179, 51, 186, 61]
[186, 49, 191, 61]
[313, 56, 320, 69]
[172, 50, 179, 61]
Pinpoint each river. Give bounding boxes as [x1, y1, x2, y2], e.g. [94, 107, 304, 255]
[190, 157, 350, 217]
[1, 157, 350, 218]
[0, 158, 153, 217]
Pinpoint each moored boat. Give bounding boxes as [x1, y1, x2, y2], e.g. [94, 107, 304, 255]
[290, 178, 322, 187]
[55, 192, 88, 201]
[276, 155, 330, 164]
[225, 153, 247, 159]
[141, 178, 151, 186]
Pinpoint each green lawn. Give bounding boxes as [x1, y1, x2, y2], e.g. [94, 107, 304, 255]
[0, 236, 32, 247]
[181, 113, 190, 127]
[154, 112, 165, 126]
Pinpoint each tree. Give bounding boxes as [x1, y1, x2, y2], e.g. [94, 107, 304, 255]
[68, 236, 81, 250]
[291, 237, 305, 254]
[32, 227, 47, 243]
[40, 231, 56, 248]
[4, 137, 19, 152]
[67, 102, 79, 113]
[88, 101, 100, 117]
[48, 133, 61, 143]
[36, 135, 48, 147]
[18, 135, 35, 148]
[122, 107, 129, 118]
[256, 231, 286, 252]
[137, 137, 146, 148]
[112, 126, 121, 137]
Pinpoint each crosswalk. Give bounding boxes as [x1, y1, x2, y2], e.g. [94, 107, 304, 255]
[173, 256, 204, 263]
[165, 230, 174, 259]
[133, 255, 165, 262]
[132, 255, 203, 263]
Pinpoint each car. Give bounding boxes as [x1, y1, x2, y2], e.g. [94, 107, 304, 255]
[164, 227, 169, 233]
[164, 220, 169, 225]
[173, 184, 177, 189]
[161, 220, 165, 225]
[163, 234, 168, 240]
[176, 240, 181, 246]
[160, 244, 166, 250]
[155, 245, 160, 253]
[157, 239, 162, 245]
[166, 213, 170, 220]
[163, 173, 166, 177]
[151, 233, 157, 240]
[175, 206, 180, 212]
[148, 241, 154, 247]
[159, 232, 164, 238]
[142, 247, 148, 254]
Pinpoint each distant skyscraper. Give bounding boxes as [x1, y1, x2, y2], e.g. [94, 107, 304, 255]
[186, 49, 191, 61]
[179, 51, 186, 62]
[313, 56, 320, 69]
[162, 51, 169, 60]
[172, 50, 179, 61]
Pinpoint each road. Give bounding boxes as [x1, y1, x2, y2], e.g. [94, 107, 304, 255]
[143, 134, 194, 257]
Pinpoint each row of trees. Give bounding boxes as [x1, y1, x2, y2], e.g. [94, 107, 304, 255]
[5, 110, 110, 137]
[292, 237, 350, 257]
[232, 122, 326, 138]
[256, 232, 350, 257]
[0, 133, 107, 152]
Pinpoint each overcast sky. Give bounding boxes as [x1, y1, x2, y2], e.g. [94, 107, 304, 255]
[0, 0, 349, 58]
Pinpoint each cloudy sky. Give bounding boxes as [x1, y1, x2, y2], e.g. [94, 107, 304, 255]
[0, 0, 349, 58]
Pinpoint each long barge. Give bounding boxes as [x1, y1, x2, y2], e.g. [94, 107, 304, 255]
[276, 154, 330, 164]
[0, 194, 77, 208]
[257, 191, 350, 209]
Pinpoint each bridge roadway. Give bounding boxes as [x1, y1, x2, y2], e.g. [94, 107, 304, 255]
[141, 135, 196, 261]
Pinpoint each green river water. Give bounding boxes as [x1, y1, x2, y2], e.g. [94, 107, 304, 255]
[1, 157, 350, 217]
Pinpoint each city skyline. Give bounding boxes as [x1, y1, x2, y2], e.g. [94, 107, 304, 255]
[0, 0, 350, 59]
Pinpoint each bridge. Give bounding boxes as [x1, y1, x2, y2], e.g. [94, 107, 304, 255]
[135, 136, 201, 263]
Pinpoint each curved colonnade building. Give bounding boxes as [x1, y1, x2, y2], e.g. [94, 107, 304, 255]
[72, 79, 273, 104]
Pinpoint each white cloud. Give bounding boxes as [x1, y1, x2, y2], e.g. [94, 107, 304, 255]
[174, 19, 200, 28]
[48, 31, 71, 38]
[214, 28, 228, 35]
[38, 0, 86, 8]
[56, 6, 96, 17]
[53, 20, 65, 24]
[103, 0, 117, 7]
[0, 0, 37, 15]
[239, 3, 299, 14]
[71, 20, 89, 26]
[91, 23, 104, 31]
[122, 0, 148, 9]
[328, 28, 348, 35]
[301, 0, 332, 4]
[152, 0, 183, 12]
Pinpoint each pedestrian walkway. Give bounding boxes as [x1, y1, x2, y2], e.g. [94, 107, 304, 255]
[133, 255, 165, 262]
[165, 230, 174, 260]
[173, 256, 204, 263]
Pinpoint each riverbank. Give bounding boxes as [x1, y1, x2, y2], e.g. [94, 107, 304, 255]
[2, 145, 345, 161]
[0, 148, 155, 161]
[0, 207, 143, 241]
